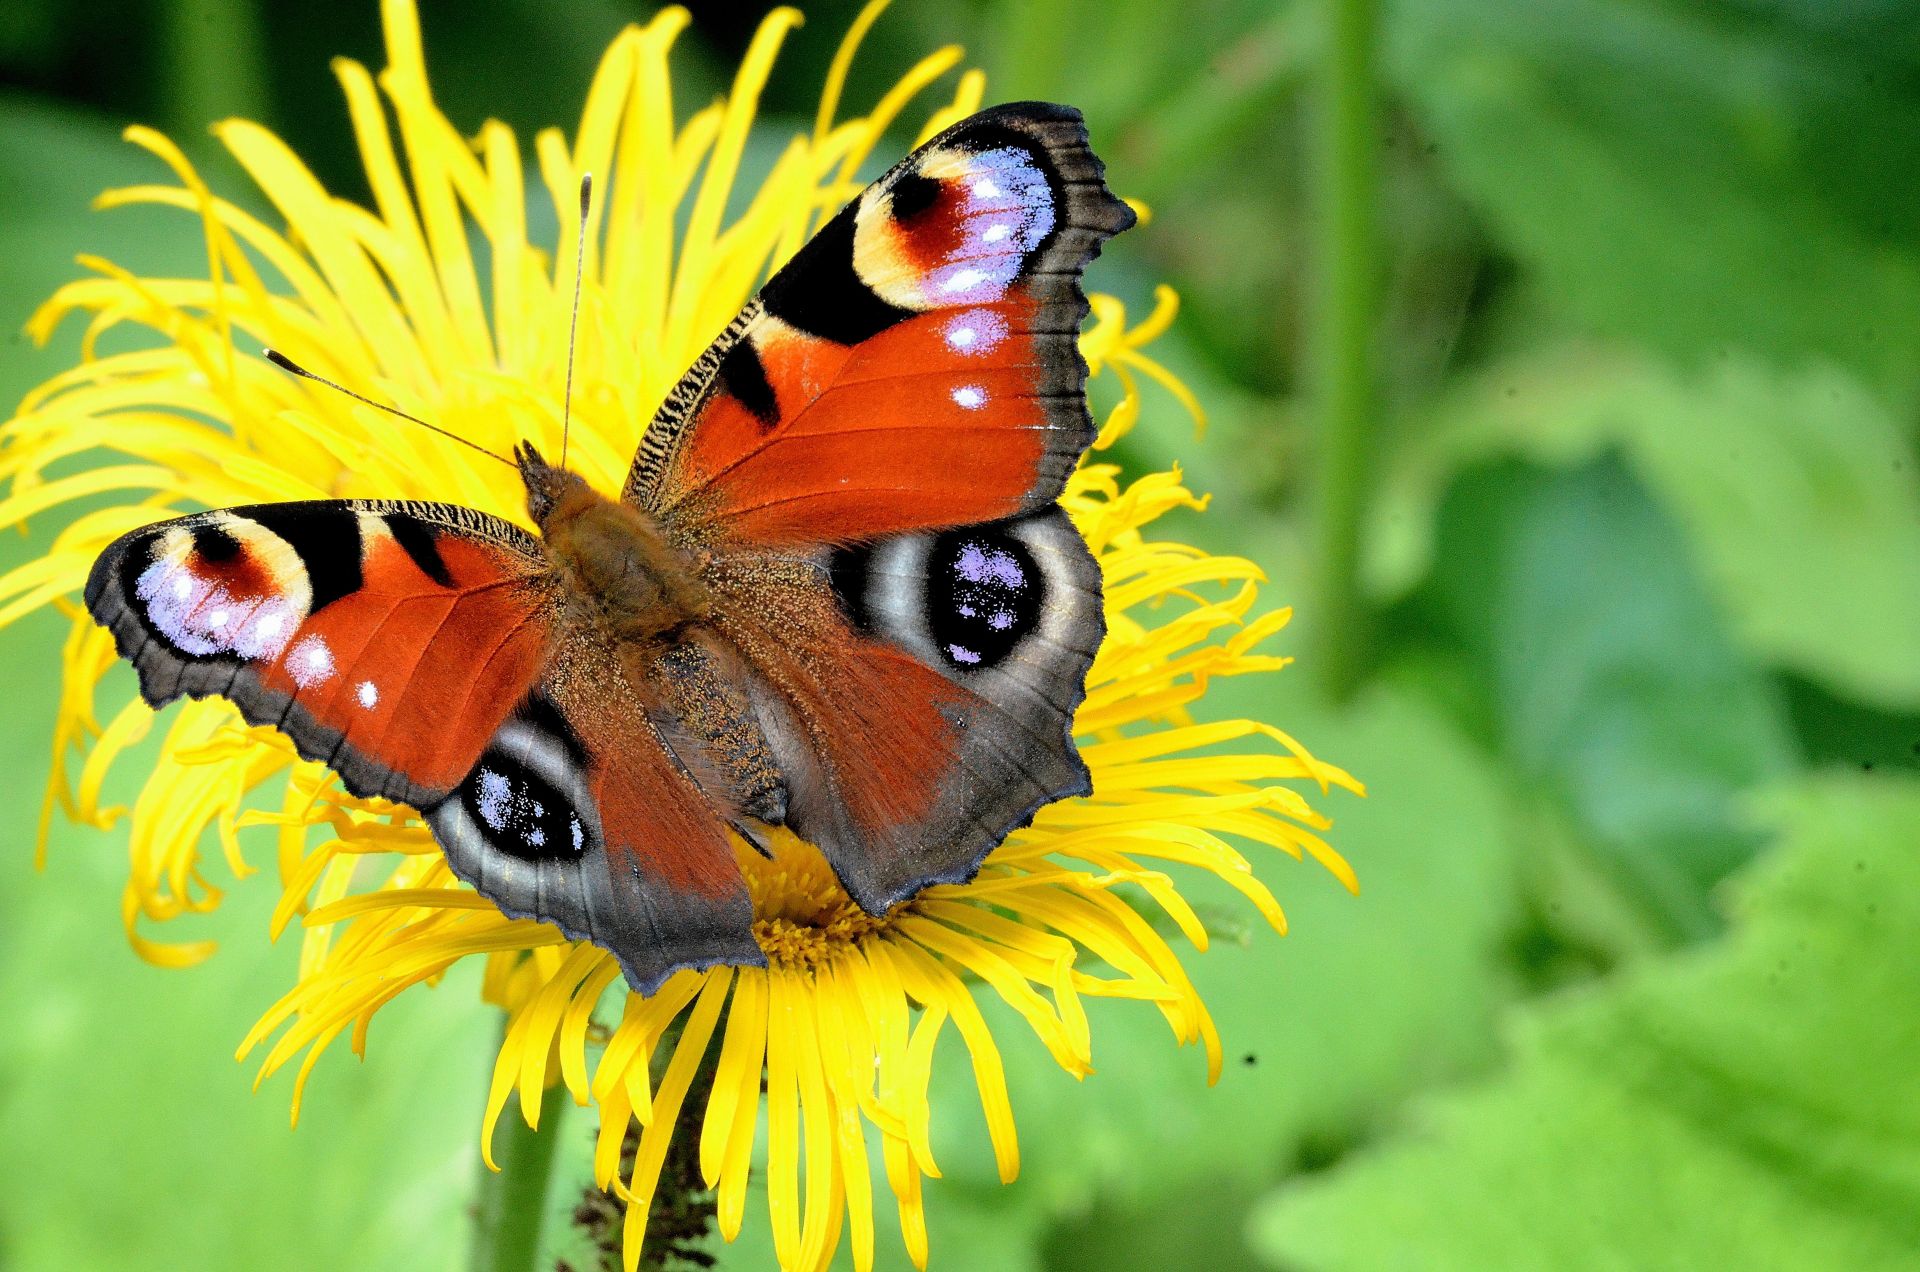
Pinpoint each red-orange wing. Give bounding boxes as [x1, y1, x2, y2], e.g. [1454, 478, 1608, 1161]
[86, 499, 553, 807]
[623, 102, 1133, 545]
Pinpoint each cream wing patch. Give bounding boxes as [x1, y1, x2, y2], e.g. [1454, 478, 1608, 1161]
[132, 511, 314, 661]
[851, 142, 1059, 312]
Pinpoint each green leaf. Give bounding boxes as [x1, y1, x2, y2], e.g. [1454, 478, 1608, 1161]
[1412, 455, 1797, 936]
[1389, 0, 1920, 387]
[1373, 349, 1920, 710]
[1251, 773, 1920, 1270]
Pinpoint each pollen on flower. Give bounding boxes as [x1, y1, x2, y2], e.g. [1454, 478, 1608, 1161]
[745, 838, 896, 970]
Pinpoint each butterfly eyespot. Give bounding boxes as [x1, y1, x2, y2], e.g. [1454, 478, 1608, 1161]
[927, 528, 1043, 671]
[459, 757, 588, 861]
[887, 169, 943, 221]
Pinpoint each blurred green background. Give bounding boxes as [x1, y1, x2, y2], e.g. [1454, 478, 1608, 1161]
[3, 0, 1919, 1268]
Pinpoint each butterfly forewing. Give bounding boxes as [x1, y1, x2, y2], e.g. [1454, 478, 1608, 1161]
[624, 102, 1132, 541]
[87, 499, 553, 807]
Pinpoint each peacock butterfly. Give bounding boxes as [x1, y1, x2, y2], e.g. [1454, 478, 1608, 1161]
[83, 103, 1132, 994]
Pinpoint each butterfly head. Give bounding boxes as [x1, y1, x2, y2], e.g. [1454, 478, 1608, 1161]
[514, 441, 590, 530]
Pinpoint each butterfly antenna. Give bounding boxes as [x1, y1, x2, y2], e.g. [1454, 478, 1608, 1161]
[560, 172, 592, 470]
[262, 349, 517, 469]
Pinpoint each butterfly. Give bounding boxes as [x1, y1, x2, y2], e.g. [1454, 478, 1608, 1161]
[84, 102, 1132, 995]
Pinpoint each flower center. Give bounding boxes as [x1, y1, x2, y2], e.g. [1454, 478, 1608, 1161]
[741, 833, 899, 970]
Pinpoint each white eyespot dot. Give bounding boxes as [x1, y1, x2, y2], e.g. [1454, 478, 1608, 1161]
[948, 324, 978, 349]
[207, 609, 230, 629]
[972, 177, 1003, 198]
[981, 223, 1011, 244]
[356, 679, 379, 709]
[233, 604, 295, 661]
[942, 268, 988, 294]
[952, 385, 987, 410]
[476, 768, 510, 831]
[287, 634, 335, 688]
[172, 576, 192, 601]
[527, 827, 546, 849]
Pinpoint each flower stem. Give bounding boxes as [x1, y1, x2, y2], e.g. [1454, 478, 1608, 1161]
[571, 1017, 722, 1271]
[160, 0, 271, 144]
[473, 1076, 568, 1272]
[1307, 0, 1383, 702]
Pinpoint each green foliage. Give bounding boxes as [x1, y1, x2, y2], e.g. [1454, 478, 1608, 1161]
[1017, 679, 1521, 1270]
[1375, 351, 1920, 710]
[0, 96, 205, 371]
[1388, 0, 1920, 389]
[1411, 456, 1797, 937]
[1251, 774, 1920, 1271]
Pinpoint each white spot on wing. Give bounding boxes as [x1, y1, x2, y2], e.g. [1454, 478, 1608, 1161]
[952, 385, 987, 410]
[356, 679, 379, 709]
[944, 310, 1007, 355]
[287, 634, 335, 688]
[235, 605, 294, 660]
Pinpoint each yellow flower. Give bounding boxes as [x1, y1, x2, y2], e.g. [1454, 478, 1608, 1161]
[0, 2, 1362, 1269]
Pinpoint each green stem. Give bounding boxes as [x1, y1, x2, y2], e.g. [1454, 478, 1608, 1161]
[1307, 0, 1383, 702]
[473, 1079, 568, 1272]
[160, 0, 271, 140]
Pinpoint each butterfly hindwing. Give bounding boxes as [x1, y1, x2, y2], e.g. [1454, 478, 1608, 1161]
[707, 507, 1103, 912]
[626, 101, 1133, 544]
[426, 643, 762, 995]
